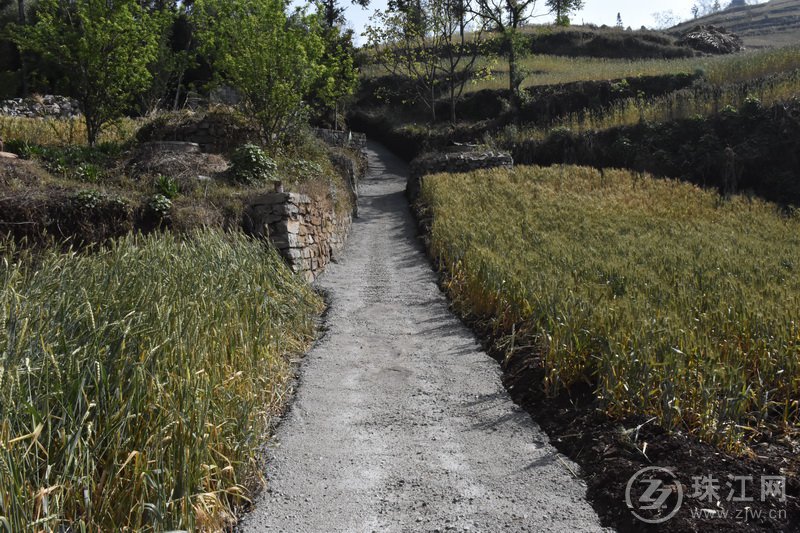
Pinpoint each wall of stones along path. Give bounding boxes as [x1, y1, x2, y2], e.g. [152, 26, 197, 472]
[244, 191, 352, 282]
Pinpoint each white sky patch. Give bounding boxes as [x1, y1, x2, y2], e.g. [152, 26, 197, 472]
[335, 0, 768, 45]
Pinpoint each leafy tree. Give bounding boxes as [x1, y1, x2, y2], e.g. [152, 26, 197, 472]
[366, 0, 484, 123]
[135, 1, 191, 115]
[11, 0, 161, 145]
[193, 0, 326, 143]
[320, 0, 369, 28]
[473, 0, 541, 107]
[310, 24, 359, 129]
[439, 0, 485, 122]
[366, 7, 441, 121]
[545, 0, 584, 27]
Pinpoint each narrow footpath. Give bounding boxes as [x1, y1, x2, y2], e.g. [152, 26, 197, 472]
[239, 142, 608, 532]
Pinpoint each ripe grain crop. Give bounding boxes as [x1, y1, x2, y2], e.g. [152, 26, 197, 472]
[421, 165, 800, 450]
[0, 230, 322, 531]
[0, 116, 139, 147]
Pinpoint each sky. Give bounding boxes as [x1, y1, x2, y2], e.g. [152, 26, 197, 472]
[341, 0, 766, 44]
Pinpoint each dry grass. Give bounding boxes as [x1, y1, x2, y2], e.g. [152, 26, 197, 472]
[0, 116, 140, 147]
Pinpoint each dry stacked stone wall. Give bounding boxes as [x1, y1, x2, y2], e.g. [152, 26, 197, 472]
[313, 128, 367, 150]
[0, 95, 81, 118]
[244, 192, 351, 282]
[136, 113, 264, 154]
[407, 147, 514, 200]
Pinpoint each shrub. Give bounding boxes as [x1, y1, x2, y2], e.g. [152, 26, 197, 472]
[155, 174, 179, 199]
[146, 193, 173, 218]
[229, 143, 278, 185]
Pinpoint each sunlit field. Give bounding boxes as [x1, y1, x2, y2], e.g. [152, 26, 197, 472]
[421, 165, 800, 450]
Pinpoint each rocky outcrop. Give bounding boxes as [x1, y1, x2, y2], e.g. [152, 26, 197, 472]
[407, 146, 514, 201]
[0, 95, 81, 118]
[677, 25, 744, 54]
[243, 191, 352, 282]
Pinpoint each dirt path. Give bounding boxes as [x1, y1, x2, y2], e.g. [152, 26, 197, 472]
[239, 143, 609, 532]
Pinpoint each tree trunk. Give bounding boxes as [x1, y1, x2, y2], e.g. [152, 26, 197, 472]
[173, 69, 184, 110]
[430, 83, 436, 122]
[508, 35, 519, 111]
[450, 85, 456, 124]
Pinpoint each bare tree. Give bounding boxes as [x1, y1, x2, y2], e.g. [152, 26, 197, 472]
[472, 0, 540, 107]
[366, 0, 485, 123]
[439, 0, 485, 122]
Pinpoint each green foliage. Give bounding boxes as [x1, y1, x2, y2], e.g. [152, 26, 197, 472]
[474, 0, 538, 101]
[10, 0, 161, 145]
[310, 25, 359, 120]
[0, 230, 322, 530]
[230, 143, 278, 185]
[70, 188, 106, 210]
[155, 174, 179, 199]
[421, 165, 800, 450]
[17, 142, 122, 178]
[74, 161, 102, 183]
[146, 193, 172, 218]
[193, 0, 325, 143]
[546, 0, 584, 27]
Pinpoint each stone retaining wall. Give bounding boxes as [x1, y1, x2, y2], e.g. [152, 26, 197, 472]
[137, 113, 264, 154]
[0, 95, 81, 118]
[313, 128, 368, 150]
[407, 147, 514, 200]
[244, 192, 351, 282]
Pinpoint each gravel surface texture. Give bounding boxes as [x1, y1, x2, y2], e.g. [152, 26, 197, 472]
[238, 142, 609, 533]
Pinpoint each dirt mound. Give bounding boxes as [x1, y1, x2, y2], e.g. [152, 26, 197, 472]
[128, 146, 229, 194]
[678, 25, 744, 54]
[0, 158, 51, 188]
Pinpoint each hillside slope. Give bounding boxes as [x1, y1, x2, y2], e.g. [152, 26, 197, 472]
[671, 0, 800, 48]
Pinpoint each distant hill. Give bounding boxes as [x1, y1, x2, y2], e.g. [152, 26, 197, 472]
[671, 0, 800, 48]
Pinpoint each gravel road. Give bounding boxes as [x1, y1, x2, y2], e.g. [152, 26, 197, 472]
[238, 142, 609, 533]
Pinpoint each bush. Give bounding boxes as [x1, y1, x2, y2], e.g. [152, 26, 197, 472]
[155, 174, 179, 199]
[146, 193, 173, 219]
[229, 143, 278, 185]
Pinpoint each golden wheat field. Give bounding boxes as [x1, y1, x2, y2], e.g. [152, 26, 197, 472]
[421, 165, 800, 450]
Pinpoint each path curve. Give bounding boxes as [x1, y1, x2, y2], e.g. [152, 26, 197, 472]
[239, 142, 608, 533]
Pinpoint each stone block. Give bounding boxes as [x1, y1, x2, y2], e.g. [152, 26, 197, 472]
[252, 192, 292, 206]
[272, 203, 299, 216]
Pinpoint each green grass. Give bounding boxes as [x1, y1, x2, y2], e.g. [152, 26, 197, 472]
[421, 165, 800, 450]
[492, 47, 800, 142]
[361, 44, 800, 92]
[468, 54, 702, 91]
[0, 230, 323, 531]
[469, 45, 800, 92]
